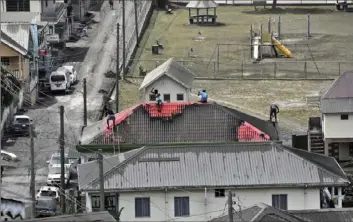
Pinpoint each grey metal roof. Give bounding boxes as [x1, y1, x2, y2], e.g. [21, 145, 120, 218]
[1, 12, 40, 24]
[212, 203, 307, 222]
[1, 23, 30, 55]
[78, 148, 143, 189]
[22, 211, 117, 221]
[320, 98, 353, 114]
[186, 0, 218, 8]
[81, 102, 278, 145]
[289, 208, 353, 222]
[139, 58, 196, 91]
[322, 71, 353, 99]
[80, 142, 349, 191]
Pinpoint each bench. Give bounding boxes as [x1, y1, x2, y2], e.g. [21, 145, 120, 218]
[306, 95, 321, 107]
[253, 0, 266, 10]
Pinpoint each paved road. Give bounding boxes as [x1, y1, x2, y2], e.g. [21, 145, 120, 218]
[1, 1, 129, 201]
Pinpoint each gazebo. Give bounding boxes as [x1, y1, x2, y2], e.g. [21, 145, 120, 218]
[186, 0, 218, 25]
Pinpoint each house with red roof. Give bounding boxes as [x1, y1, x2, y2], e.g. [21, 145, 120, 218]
[72, 101, 279, 161]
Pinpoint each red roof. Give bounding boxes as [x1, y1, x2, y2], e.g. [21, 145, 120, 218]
[103, 102, 270, 142]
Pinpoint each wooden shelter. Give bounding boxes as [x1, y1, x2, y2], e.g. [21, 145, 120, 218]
[186, 0, 218, 25]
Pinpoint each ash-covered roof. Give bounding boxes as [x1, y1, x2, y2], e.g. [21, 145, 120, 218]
[289, 208, 353, 222]
[79, 142, 349, 191]
[186, 0, 218, 8]
[79, 102, 278, 145]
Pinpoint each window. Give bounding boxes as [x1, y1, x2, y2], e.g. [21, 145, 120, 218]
[1, 58, 10, 66]
[6, 0, 30, 12]
[341, 114, 349, 120]
[215, 189, 225, 197]
[135, 197, 150, 217]
[91, 195, 117, 211]
[149, 94, 155, 101]
[163, 94, 170, 102]
[177, 94, 184, 101]
[272, 194, 288, 210]
[174, 197, 190, 217]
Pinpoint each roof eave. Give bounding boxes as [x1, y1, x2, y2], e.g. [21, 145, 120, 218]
[81, 182, 350, 192]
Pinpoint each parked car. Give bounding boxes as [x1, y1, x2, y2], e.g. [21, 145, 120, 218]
[36, 186, 60, 202]
[35, 196, 58, 218]
[49, 67, 72, 92]
[62, 65, 77, 85]
[47, 165, 71, 187]
[1, 150, 19, 162]
[10, 114, 32, 136]
[46, 152, 73, 172]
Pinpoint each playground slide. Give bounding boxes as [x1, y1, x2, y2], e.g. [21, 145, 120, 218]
[272, 39, 293, 58]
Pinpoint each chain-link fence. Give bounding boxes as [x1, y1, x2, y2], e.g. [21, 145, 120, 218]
[130, 58, 353, 79]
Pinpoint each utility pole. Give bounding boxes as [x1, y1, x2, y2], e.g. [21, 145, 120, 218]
[133, 0, 139, 46]
[83, 78, 87, 126]
[0, 8, 2, 221]
[228, 190, 234, 222]
[59, 105, 66, 213]
[98, 149, 105, 211]
[30, 125, 36, 218]
[116, 23, 120, 113]
[122, 0, 126, 77]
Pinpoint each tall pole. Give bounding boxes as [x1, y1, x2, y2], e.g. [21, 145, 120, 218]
[133, 0, 139, 46]
[30, 124, 36, 218]
[228, 190, 234, 222]
[83, 78, 87, 126]
[98, 149, 105, 211]
[122, 0, 126, 77]
[59, 105, 66, 213]
[116, 23, 120, 113]
[0, 7, 2, 221]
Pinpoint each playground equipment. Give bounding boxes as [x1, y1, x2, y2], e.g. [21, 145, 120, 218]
[272, 38, 293, 58]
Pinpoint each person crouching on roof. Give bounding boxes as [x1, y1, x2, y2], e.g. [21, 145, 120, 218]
[106, 108, 116, 129]
[198, 89, 208, 103]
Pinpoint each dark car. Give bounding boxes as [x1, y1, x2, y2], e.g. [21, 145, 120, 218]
[10, 115, 32, 136]
[35, 196, 58, 218]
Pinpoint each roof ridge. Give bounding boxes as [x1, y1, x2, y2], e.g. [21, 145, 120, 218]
[276, 144, 349, 183]
[322, 71, 353, 99]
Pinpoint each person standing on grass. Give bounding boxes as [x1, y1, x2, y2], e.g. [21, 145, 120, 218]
[109, 0, 114, 9]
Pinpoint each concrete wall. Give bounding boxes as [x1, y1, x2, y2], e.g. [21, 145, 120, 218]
[144, 75, 190, 102]
[85, 188, 320, 221]
[323, 114, 353, 139]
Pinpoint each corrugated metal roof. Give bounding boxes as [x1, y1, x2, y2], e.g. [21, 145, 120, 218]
[289, 208, 353, 222]
[139, 58, 196, 91]
[78, 148, 143, 189]
[80, 142, 349, 191]
[22, 211, 117, 221]
[80, 102, 278, 145]
[1, 23, 30, 55]
[212, 203, 307, 222]
[186, 0, 218, 8]
[320, 98, 353, 114]
[1, 12, 40, 24]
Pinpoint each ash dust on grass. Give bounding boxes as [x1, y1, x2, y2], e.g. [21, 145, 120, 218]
[119, 79, 141, 110]
[193, 80, 331, 127]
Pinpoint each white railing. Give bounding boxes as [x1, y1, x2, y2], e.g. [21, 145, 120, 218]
[170, 0, 353, 4]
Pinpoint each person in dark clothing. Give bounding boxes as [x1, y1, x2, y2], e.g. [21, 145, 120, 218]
[150, 88, 162, 110]
[106, 108, 115, 129]
[270, 103, 279, 122]
[109, 0, 114, 9]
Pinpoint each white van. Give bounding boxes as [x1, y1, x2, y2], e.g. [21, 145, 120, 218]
[49, 67, 71, 92]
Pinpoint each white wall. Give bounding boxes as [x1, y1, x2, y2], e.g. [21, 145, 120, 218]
[323, 114, 353, 139]
[339, 142, 350, 161]
[144, 76, 190, 102]
[86, 188, 320, 221]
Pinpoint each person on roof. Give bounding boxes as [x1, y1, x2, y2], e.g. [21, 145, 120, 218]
[198, 90, 208, 103]
[109, 0, 114, 9]
[106, 108, 116, 129]
[269, 103, 279, 122]
[150, 88, 162, 109]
